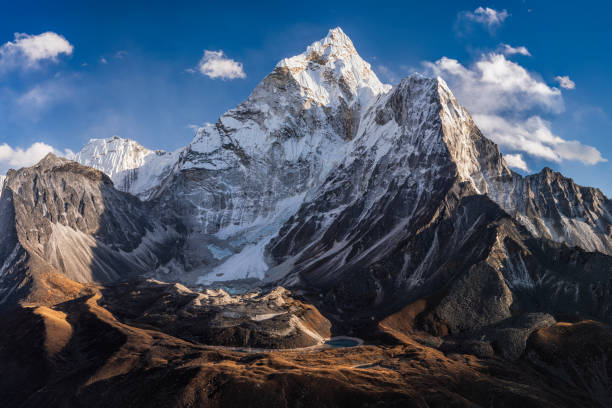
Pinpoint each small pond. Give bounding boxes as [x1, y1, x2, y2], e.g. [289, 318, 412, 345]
[325, 338, 360, 348]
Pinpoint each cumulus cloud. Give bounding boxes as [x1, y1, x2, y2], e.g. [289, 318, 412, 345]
[555, 75, 575, 90]
[503, 153, 529, 172]
[474, 115, 605, 165]
[498, 44, 531, 56]
[0, 142, 74, 173]
[0, 32, 73, 71]
[426, 54, 563, 114]
[198, 50, 245, 80]
[457, 7, 509, 32]
[425, 53, 605, 166]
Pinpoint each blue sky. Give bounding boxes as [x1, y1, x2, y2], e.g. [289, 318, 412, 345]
[1, 0, 612, 194]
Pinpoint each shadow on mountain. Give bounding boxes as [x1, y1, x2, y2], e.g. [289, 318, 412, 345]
[0, 153, 182, 309]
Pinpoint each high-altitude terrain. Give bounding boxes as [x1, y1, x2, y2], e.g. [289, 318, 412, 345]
[1, 28, 611, 407]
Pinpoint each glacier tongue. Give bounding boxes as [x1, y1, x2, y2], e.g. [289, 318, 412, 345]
[71, 136, 179, 200]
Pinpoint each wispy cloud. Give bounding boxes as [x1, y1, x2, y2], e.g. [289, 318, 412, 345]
[375, 64, 400, 84]
[457, 7, 509, 34]
[0, 32, 73, 72]
[197, 50, 245, 80]
[426, 53, 605, 166]
[15, 79, 73, 121]
[498, 44, 531, 56]
[555, 75, 575, 90]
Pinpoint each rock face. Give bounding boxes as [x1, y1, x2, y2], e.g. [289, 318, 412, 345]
[100, 279, 331, 349]
[0, 154, 179, 306]
[492, 167, 612, 255]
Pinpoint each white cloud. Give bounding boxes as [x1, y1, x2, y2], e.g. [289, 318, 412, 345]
[114, 50, 128, 59]
[425, 53, 605, 166]
[503, 153, 529, 171]
[474, 114, 605, 165]
[0, 32, 73, 71]
[458, 7, 509, 31]
[198, 50, 245, 80]
[0, 142, 74, 173]
[555, 75, 575, 90]
[100, 57, 108, 64]
[498, 44, 531, 56]
[426, 54, 563, 114]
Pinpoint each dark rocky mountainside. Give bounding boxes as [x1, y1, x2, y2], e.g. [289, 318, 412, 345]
[0, 154, 180, 306]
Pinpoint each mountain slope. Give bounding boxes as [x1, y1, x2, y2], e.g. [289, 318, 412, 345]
[151, 28, 391, 282]
[491, 167, 612, 255]
[0, 154, 179, 306]
[263, 75, 612, 330]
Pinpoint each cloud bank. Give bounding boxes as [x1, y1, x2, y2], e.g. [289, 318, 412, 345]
[425, 53, 605, 168]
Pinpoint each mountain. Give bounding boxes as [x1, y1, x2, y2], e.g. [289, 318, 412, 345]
[65, 29, 612, 287]
[71, 136, 178, 200]
[150, 27, 391, 282]
[152, 28, 612, 288]
[1, 27, 610, 321]
[491, 167, 612, 255]
[1, 27, 612, 407]
[0, 154, 180, 306]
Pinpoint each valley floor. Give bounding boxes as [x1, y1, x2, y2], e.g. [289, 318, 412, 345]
[1, 280, 611, 408]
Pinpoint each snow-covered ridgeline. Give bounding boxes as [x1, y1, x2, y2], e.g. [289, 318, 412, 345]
[71, 136, 179, 199]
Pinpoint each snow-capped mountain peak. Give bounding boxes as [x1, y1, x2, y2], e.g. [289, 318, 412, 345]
[71, 136, 178, 199]
[275, 27, 391, 108]
[73, 136, 153, 179]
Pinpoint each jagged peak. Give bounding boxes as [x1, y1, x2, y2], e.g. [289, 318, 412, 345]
[280, 27, 358, 67]
[82, 135, 148, 149]
[35, 152, 68, 168]
[269, 27, 390, 107]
